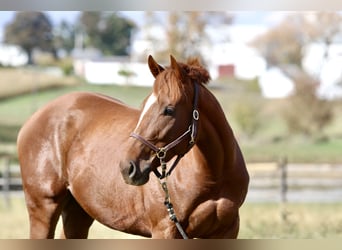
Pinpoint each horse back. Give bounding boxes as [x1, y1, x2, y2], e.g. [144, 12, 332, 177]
[17, 92, 138, 194]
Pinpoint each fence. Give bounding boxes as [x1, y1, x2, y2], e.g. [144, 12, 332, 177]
[0, 155, 22, 208]
[2, 156, 342, 207]
[247, 158, 342, 203]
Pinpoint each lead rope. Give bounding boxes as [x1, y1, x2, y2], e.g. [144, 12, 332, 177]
[158, 155, 189, 239]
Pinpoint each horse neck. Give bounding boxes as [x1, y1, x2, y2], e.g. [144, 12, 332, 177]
[195, 85, 237, 178]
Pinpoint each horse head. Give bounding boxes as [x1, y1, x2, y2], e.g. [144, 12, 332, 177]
[120, 55, 210, 186]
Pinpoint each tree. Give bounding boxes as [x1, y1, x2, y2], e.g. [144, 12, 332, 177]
[4, 12, 55, 65]
[251, 12, 342, 139]
[54, 20, 77, 55]
[118, 68, 136, 85]
[150, 12, 233, 62]
[100, 14, 136, 55]
[78, 12, 136, 56]
[79, 12, 101, 49]
[252, 12, 342, 71]
[281, 70, 333, 138]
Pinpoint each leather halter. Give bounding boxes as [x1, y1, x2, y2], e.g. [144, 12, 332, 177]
[130, 83, 200, 179]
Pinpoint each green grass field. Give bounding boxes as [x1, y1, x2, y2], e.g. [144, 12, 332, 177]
[0, 83, 150, 125]
[1, 197, 342, 239]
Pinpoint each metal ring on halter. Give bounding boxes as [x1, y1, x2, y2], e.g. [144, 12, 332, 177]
[156, 148, 166, 159]
[193, 110, 199, 120]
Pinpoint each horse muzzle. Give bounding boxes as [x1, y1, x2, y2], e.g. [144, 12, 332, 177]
[120, 160, 151, 186]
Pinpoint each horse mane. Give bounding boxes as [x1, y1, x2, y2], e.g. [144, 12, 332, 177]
[153, 57, 211, 102]
[179, 58, 211, 85]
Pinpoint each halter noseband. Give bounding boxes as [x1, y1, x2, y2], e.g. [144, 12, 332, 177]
[130, 82, 200, 179]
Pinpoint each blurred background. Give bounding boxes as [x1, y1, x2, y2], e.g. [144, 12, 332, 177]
[1, 11, 342, 238]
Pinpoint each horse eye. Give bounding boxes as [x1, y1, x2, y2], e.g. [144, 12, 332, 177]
[163, 106, 175, 116]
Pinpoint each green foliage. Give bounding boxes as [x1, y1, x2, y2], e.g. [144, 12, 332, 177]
[246, 77, 262, 93]
[118, 68, 136, 84]
[233, 99, 262, 139]
[101, 14, 136, 55]
[80, 12, 101, 39]
[281, 73, 334, 139]
[53, 20, 76, 54]
[56, 58, 74, 75]
[4, 12, 55, 65]
[79, 12, 136, 55]
[118, 69, 135, 77]
[221, 78, 263, 139]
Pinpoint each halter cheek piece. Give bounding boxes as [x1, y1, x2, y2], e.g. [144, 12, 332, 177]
[130, 82, 200, 179]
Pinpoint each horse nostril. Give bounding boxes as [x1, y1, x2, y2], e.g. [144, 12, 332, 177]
[128, 161, 137, 178]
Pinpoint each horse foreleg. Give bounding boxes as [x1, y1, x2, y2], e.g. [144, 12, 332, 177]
[59, 193, 94, 239]
[25, 195, 64, 239]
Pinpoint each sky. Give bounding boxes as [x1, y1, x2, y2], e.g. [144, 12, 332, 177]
[0, 11, 289, 42]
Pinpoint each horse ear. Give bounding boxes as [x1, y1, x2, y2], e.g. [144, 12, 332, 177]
[170, 55, 185, 81]
[148, 55, 164, 78]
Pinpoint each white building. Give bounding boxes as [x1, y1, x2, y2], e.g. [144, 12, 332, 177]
[83, 59, 154, 86]
[0, 43, 28, 66]
[72, 48, 155, 86]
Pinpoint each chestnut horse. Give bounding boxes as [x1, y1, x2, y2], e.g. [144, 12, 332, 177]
[17, 55, 249, 239]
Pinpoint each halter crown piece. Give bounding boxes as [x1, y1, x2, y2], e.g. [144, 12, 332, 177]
[129, 82, 200, 239]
